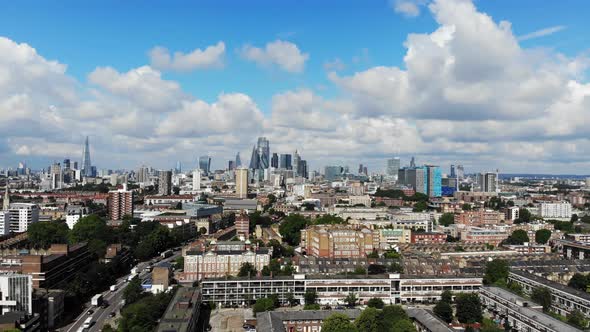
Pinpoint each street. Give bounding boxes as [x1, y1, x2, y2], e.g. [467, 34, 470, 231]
[62, 250, 181, 332]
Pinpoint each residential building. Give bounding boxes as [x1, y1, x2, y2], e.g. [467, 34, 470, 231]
[156, 287, 201, 332]
[0, 211, 9, 236]
[108, 185, 133, 221]
[379, 228, 412, 249]
[406, 308, 454, 332]
[257, 310, 361, 332]
[386, 158, 401, 179]
[480, 286, 582, 332]
[235, 213, 250, 239]
[454, 210, 504, 226]
[192, 169, 201, 190]
[410, 232, 446, 244]
[8, 203, 40, 233]
[425, 165, 442, 197]
[0, 273, 32, 315]
[460, 227, 508, 245]
[504, 206, 519, 221]
[540, 202, 572, 219]
[476, 172, 498, 192]
[235, 168, 248, 199]
[158, 170, 172, 195]
[182, 241, 272, 282]
[65, 205, 89, 229]
[151, 266, 170, 294]
[300, 225, 380, 259]
[349, 195, 371, 207]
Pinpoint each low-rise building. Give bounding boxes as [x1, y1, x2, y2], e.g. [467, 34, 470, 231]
[410, 232, 446, 244]
[406, 308, 454, 332]
[454, 210, 504, 226]
[156, 287, 201, 332]
[300, 224, 380, 259]
[256, 309, 361, 332]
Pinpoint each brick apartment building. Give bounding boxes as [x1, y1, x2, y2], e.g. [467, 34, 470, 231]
[300, 225, 380, 259]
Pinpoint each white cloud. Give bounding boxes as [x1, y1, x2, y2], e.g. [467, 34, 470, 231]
[240, 40, 309, 73]
[518, 25, 566, 41]
[392, 0, 427, 17]
[149, 41, 226, 71]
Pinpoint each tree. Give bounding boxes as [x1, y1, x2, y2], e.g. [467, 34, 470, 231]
[567, 310, 587, 329]
[344, 292, 358, 308]
[433, 301, 453, 323]
[322, 313, 359, 332]
[507, 281, 523, 295]
[304, 289, 317, 305]
[238, 262, 257, 277]
[27, 221, 70, 248]
[571, 214, 579, 222]
[286, 292, 298, 306]
[514, 208, 531, 224]
[118, 291, 173, 332]
[455, 293, 483, 324]
[484, 259, 509, 285]
[354, 307, 381, 332]
[388, 262, 404, 273]
[353, 266, 366, 275]
[568, 273, 589, 291]
[253, 297, 276, 314]
[123, 276, 145, 305]
[441, 290, 453, 304]
[439, 213, 455, 226]
[504, 229, 529, 245]
[413, 201, 428, 212]
[531, 287, 552, 312]
[279, 214, 308, 245]
[535, 229, 551, 244]
[69, 215, 112, 256]
[462, 203, 472, 211]
[175, 256, 184, 269]
[380, 305, 409, 330]
[367, 298, 384, 309]
[368, 264, 386, 275]
[480, 319, 503, 332]
[391, 319, 417, 332]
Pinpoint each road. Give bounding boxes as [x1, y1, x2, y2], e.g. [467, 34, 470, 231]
[63, 250, 182, 332]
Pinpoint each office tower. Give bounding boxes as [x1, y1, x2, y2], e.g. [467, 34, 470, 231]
[299, 160, 308, 179]
[257, 137, 270, 169]
[248, 146, 259, 170]
[477, 172, 498, 192]
[81, 136, 92, 177]
[398, 167, 426, 194]
[425, 165, 442, 197]
[235, 152, 242, 168]
[108, 185, 133, 221]
[8, 203, 39, 232]
[450, 165, 456, 178]
[324, 166, 343, 181]
[358, 164, 364, 174]
[198, 156, 211, 175]
[279, 154, 292, 170]
[456, 165, 465, 180]
[158, 170, 172, 195]
[235, 168, 248, 199]
[90, 166, 97, 177]
[175, 161, 182, 174]
[63, 159, 70, 170]
[73, 161, 78, 170]
[137, 165, 150, 183]
[293, 151, 301, 175]
[17, 162, 26, 176]
[0, 273, 33, 315]
[2, 184, 9, 211]
[271, 153, 279, 168]
[192, 169, 201, 190]
[386, 158, 401, 178]
[228, 160, 235, 170]
[363, 166, 368, 175]
[410, 156, 416, 168]
[50, 162, 62, 190]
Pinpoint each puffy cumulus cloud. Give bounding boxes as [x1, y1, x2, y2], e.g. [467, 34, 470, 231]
[156, 93, 264, 137]
[149, 42, 226, 71]
[270, 89, 340, 131]
[88, 66, 184, 112]
[392, 0, 428, 17]
[240, 40, 309, 73]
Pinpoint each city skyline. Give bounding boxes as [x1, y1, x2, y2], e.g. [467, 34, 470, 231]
[1, 0, 590, 174]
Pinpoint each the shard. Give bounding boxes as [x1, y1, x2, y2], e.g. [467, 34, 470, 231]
[81, 136, 92, 177]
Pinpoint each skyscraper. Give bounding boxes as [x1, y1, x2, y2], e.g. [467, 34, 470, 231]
[450, 165, 456, 178]
[398, 167, 426, 194]
[81, 136, 92, 177]
[299, 160, 308, 179]
[257, 137, 270, 169]
[235, 152, 242, 168]
[477, 172, 498, 192]
[456, 165, 465, 180]
[193, 169, 201, 190]
[271, 153, 279, 168]
[108, 185, 133, 221]
[386, 158, 401, 178]
[279, 154, 292, 170]
[198, 156, 211, 175]
[158, 170, 172, 195]
[409, 156, 416, 168]
[235, 168, 248, 199]
[324, 166, 343, 181]
[248, 146, 259, 170]
[228, 160, 235, 170]
[425, 165, 442, 197]
[175, 161, 182, 173]
[293, 150, 301, 176]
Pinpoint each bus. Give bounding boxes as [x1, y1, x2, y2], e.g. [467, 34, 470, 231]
[83, 317, 93, 329]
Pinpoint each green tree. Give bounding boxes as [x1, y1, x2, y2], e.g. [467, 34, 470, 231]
[118, 291, 174, 332]
[504, 229, 529, 245]
[567, 310, 587, 329]
[175, 256, 184, 269]
[531, 287, 552, 312]
[484, 259, 509, 285]
[413, 201, 428, 212]
[535, 229, 551, 244]
[462, 203, 472, 211]
[353, 266, 366, 275]
[253, 297, 276, 314]
[304, 289, 317, 305]
[238, 262, 257, 277]
[367, 298, 384, 309]
[480, 319, 503, 332]
[322, 313, 359, 332]
[567, 273, 589, 291]
[380, 305, 409, 330]
[433, 301, 453, 323]
[354, 307, 381, 332]
[439, 213, 455, 226]
[27, 221, 70, 248]
[455, 293, 483, 324]
[344, 292, 358, 308]
[515, 208, 531, 224]
[441, 290, 453, 304]
[304, 303, 321, 310]
[390, 319, 417, 332]
[279, 214, 308, 245]
[507, 281, 523, 295]
[123, 276, 145, 305]
[571, 214, 579, 222]
[69, 215, 112, 256]
[286, 292, 298, 306]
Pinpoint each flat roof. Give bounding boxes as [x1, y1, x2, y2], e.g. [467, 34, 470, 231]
[510, 270, 590, 302]
[256, 309, 361, 332]
[156, 287, 200, 332]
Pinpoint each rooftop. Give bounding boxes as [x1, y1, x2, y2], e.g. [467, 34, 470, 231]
[156, 287, 201, 332]
[510, 269, 590, 302]
[256, 309, 361, 332]
[406, 308, 454, 332]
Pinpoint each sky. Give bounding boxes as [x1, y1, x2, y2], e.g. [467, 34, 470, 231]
[0, 0, 589, 174]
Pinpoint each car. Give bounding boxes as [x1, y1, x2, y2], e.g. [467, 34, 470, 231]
[109, 312, 116, 318]
[87, 309, 94, 315]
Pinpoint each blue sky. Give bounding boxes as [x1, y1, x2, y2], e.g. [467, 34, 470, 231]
[1, 0, 589, 174]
